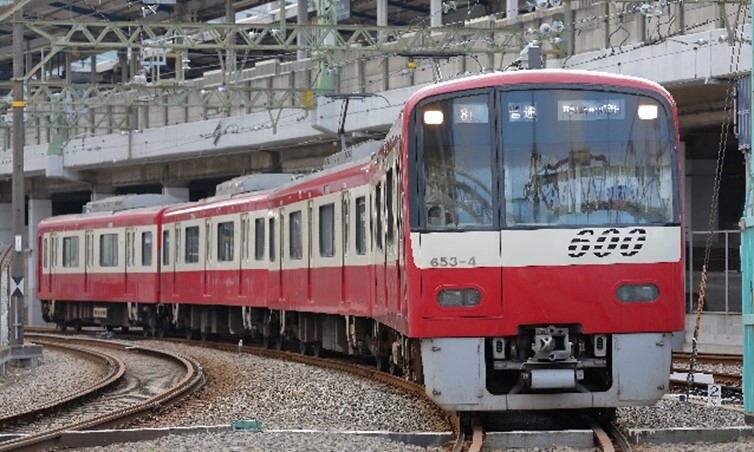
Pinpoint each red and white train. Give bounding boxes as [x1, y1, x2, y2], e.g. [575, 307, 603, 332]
[38, 69, 684, 412]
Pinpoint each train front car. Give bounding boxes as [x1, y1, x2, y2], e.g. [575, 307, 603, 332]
[405, 70, 683, 411]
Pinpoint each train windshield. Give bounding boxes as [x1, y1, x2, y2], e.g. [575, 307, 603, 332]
[415, 87, 678, 229]
[503, 89, 677, 227]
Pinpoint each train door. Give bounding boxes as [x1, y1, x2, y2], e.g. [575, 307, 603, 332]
[278, 208, 285, 303]
[204, 219, 212, 296]
[385, 163, 401, 315]
[125, 228, 135, 296]
[240, 214, 249, 296]
[172, 223, 180, 297]
[84, 230, 94, 294]
[48, 233, 57, 292]
[340, 192, 349, 307]
[307, 200, 313, 303]
[267, 210, 284, 306]
[373, 180, 388, 316]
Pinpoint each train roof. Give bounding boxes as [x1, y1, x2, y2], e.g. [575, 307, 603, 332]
[404, 69, 675, 113]
[38, 204, 172, 232]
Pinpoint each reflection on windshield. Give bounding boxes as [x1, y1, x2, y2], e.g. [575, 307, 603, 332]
[422, 94, 494, 229]
[504, 90, 676, 226]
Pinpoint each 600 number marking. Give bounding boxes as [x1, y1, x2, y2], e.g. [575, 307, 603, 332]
[429, 256, 477, 267]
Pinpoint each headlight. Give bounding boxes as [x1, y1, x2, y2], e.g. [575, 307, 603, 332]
[437, 288, 482, 307]
[616, 284, 659, 302]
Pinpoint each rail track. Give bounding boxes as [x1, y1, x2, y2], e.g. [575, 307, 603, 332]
[15, 329, 651, 451]
[0, 334, 205, 452]
[0, 338, 126, 428]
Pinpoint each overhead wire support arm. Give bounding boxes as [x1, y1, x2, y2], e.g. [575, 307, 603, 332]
[324, 93, 380, 152]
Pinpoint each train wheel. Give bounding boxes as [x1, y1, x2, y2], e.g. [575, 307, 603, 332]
[56, 323, 67, 332]
[262, 334, 272, 349]
[156, 318, 169, 338]
[184, 328, 195, 340]
[299, 341, 309, 356]
[121, 326, 129, 333]
[142, 326, 152, 337]
[388, 359, 397, 375]
[374, 355, 387, 372]
[275, 335, 284, 351]
[311, 343, 321, 358]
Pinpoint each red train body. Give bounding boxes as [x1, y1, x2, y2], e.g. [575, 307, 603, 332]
[38, 70, 684, 411]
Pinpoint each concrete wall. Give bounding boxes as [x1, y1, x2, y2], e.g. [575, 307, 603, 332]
[678, 313, 742, 355]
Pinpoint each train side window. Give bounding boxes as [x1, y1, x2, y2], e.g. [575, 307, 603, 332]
[43, 238, 48, 268]
[185, 226, 199, 263]
[142, 232, 153, 266]
[342, 197, 349, 256]
[162, 230, 170, 266]
[255, 218, 265, 260]
[86, 232, 94, 268]
[126, 230, 135, 267]
[375, 182, 383, 250]
[175, 227, 181, 264]
[99, 233, 118, 267]
[241, 217, 249, 261]
[62, 236, 79, 267]
[356, 196, 367, 255]
[319, 203, 335, 257]
[289, 210, 303, 260]
[269, 218, 276, 262]
[386, 169, 394, 246]
[217, 221, 234, 262]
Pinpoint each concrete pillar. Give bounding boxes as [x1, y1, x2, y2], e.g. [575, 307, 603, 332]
[0, 203, 10, 249]
[27, 198, 52, 326]
[163, 186, 190, 202]
[297, 0, 308, 60]
[431, 0, 442, 27]
[507, 0, 519, 19]
[377, 0, 387, 26]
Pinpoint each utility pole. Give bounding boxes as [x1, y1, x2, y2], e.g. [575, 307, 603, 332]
[10, 7, 25, 348]
[7, 4, 42, 364]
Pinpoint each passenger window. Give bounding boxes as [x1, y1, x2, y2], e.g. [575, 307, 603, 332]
[99, 233, 118, 267]
[43, 237, 48, 268]
[255, 218, 265, 260]
[289, 211, 303, 260]
[217, 221, 234, 262]
[320, 203, 335, 257]
[356, 196, 366, 255]
[142, 232, 153, 266]
[241, 217, 249, 260]
[375, 183, 383, 250]
[162, 230, 170, 266]
[269, 218, 276, 262]
[185, 226, 199, 263]
[62, 236, 79, 268]
[386, 169, 394, 246]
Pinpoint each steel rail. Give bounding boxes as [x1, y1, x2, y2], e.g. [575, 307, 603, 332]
[0, 338, 126, 427]
[0, 335, 205, 452]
